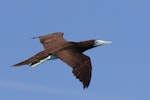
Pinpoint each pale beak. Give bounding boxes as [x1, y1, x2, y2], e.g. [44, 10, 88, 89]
[94, 40, 112, 47]
[100, 40, 112, 44]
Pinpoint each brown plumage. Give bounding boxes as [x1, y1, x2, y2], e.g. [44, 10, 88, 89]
[13, 32, 112, 89]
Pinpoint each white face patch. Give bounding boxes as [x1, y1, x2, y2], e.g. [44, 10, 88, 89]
[30, 55, 57, 67]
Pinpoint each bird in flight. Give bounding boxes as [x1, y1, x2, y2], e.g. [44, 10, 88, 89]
[13, 32, 112, 89]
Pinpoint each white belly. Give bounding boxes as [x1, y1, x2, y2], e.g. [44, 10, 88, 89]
[48, 55, 57, 60]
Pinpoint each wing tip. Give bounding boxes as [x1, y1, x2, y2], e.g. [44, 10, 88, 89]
[31, 37, 40, 39]
[72, 67, 91, 89]
[12, 63, 28, 67]
[83, 84, 89, 89]
[12, 59, 30, 67]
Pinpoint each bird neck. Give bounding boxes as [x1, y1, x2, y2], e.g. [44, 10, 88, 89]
[76, 40, 95, 52]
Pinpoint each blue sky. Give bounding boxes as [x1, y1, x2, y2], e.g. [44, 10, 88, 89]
[0, 0, 150, 100]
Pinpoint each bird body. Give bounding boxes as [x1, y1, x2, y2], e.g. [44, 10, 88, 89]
[13, 32, 112, 89]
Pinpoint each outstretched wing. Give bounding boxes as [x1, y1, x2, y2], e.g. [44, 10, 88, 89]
[39, 32, 67, 49]
[13, 50, 50, 67]
[55, 48, 92, 89]
[14, 32, 67, 66]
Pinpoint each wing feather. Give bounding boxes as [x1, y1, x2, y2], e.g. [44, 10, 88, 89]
[13, 50, 50, 66]
[55, 48, 92, 88]
[39, 32, 67, 49]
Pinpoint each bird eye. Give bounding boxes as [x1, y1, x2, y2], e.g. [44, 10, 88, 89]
[95, 41, 98, 44]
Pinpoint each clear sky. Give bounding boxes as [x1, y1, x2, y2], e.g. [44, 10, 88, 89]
[0, 0, 150, 100]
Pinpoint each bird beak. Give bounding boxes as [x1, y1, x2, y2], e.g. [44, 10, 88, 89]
[100, 40, 112, 44]
[94, 40, 112, 47]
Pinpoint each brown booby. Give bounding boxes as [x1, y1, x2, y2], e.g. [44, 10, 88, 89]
[13, 32, 112, 89]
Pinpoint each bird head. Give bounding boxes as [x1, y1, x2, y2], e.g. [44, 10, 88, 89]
[94, 40, 112, 47]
